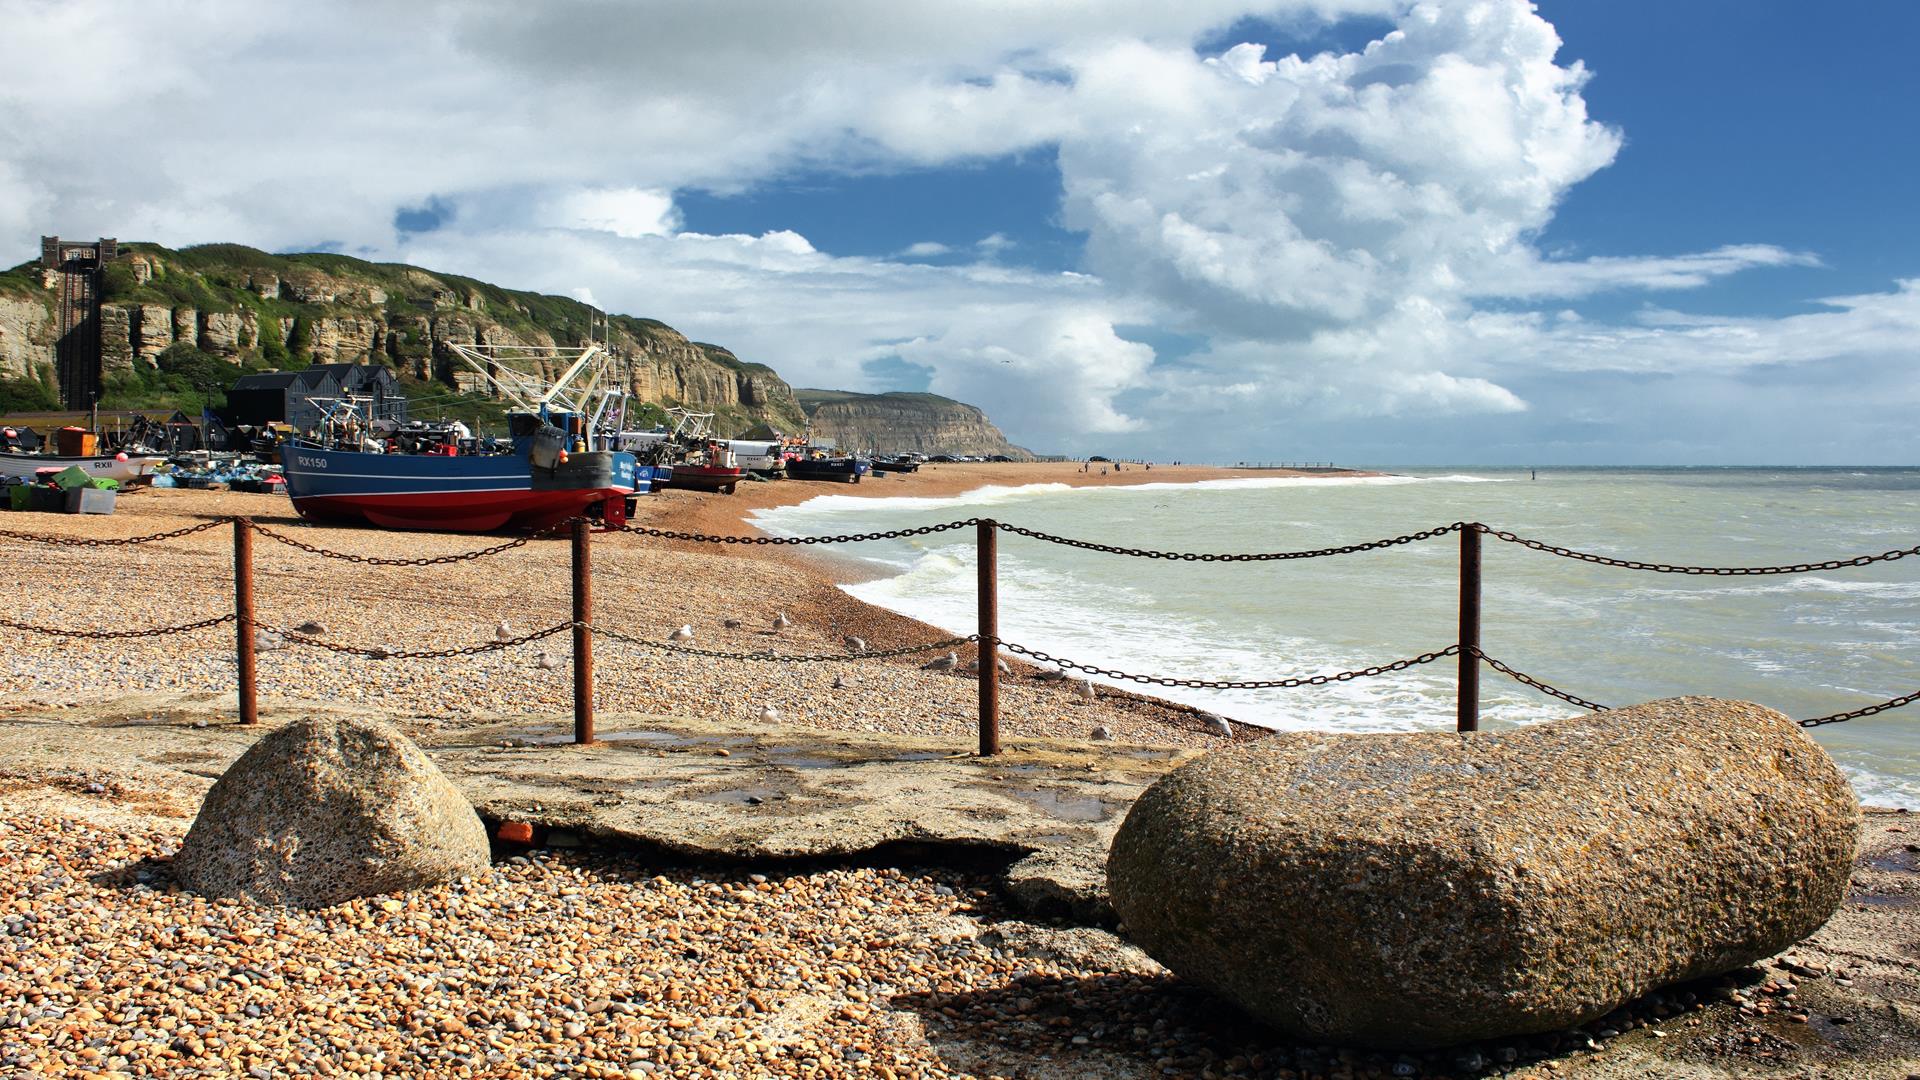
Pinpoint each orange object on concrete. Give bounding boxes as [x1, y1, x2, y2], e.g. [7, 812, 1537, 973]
[496, 821, 534, 844]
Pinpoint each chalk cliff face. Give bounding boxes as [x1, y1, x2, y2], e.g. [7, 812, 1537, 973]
[0, 294, 55, 379]
[4, 244, 1011, 454]
[795, 389, 1032, 459]
[0, 243, 809, 433]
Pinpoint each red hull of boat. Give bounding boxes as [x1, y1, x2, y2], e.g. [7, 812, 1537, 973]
[663, 465, 743, 494]
[292, 488, 626, 533]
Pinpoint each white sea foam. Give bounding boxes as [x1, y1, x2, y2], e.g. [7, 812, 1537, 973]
[765, 466, 1920, 807]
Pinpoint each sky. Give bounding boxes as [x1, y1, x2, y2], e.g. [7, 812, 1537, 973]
[3, 0, 1916, 465]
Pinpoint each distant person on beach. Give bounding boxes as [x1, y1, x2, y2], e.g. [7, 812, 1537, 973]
[1101, 466, 1108, 476]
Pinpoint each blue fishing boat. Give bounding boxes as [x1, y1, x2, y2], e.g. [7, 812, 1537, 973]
[278, 341, 647, 532]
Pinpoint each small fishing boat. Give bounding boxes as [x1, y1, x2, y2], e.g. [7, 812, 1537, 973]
[664, 459, 744, 494]
[785, 451, 870, 483]
[0, 450, 166, 485]
[868, 455, 921, 474]
[619, 409, 744, 495]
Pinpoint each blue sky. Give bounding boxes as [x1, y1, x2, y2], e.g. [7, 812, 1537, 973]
[4, 1, 1917, 464]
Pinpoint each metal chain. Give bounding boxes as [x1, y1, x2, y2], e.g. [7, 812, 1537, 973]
[997, 640, 1460, 690]
[1471, 646, 1918, 726]
[1473, 523, 1920, 576]
[992, 520, 1467, 561]
[244, 519, 543, 565]
[0, 519, 228, 547]
[618, 519, 981, 546]
[0, 612, 236, 639]
[1797, 689, 1920, 728]
[1470, 647, 1608, 711]
[252, 616, 574, 659]
[590, 622, 977, 662]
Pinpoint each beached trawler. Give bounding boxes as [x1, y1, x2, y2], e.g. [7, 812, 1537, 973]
[278, 341, 646, 532]
[867, 454, 922, 474]
[613, 409, 746, 495]
[784, 445, 871, 483]
[0, 425, 167, 485]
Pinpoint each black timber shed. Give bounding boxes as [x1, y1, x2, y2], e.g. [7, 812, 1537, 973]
[227, 364, 407, 433]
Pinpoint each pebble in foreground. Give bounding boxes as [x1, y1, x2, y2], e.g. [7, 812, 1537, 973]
[173, 716, 491, 908]
[1107, 696, 1861, 1050]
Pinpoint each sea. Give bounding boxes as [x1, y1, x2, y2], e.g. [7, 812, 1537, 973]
[752, 467, 1920, 808]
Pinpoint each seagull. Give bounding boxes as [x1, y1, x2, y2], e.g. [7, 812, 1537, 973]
[996, 657, 1012, 676]
[1090, 725, 1114, 742]
[921, 651, 959, 671]
[759, 705, 781, 723]
[831, 674, 849, 690]
[843, 635, 866, 653]
[723, 617, 744, 629]
[1197, 711, 1234, 738]
[669, 624, 695, 643]
[772, 612, 792, 631]
[1032, 668, 1068, 682]
[291, 620, 326, 637]
[254, 632, 285, 653]
[494, 620, 514, 642]
[535, 651, 559, 671]
[1077, 679, 1097, 701]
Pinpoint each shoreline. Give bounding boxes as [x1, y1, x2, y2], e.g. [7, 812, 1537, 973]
[3, 469, 1916, 1080]
[0, 469, 1296, 748]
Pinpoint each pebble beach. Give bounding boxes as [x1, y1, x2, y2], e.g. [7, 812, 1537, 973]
[0, 463, 1257, 748]
[4, 462, 1916, 1080]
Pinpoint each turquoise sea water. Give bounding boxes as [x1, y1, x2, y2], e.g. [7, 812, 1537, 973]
[752, 468, 1920, 808]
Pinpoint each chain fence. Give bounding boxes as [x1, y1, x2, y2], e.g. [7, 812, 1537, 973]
[616, 519, 980, 546]
[244, 519, 545, 566]
[590, 623, 977, 663]
[0, 519, 228, 547]
[253, 616, 576, 660]
[0, 612, 236, 639]
[998, 640, 1461, 690]
[991, 521, 1467, 562]
[1472, 524, 1920, 576]
[0, 511, 1912, 729]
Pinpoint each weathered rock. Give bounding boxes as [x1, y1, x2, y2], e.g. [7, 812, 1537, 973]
[98, 305, 134, 372]
[171, 306, 196, 346]
[1107, 697, 1860, 1050]
[198, 310, 243, 356]
[795, 388, 1032, 458]
[133, 304, 174, 362]
[174, 717, 490, 908]
[0, 294, 54, 378]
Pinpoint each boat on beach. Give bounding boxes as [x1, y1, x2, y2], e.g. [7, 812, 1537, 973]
[617, 409, 745, 495]
[278, 341, 645, 532]
[868, 455, 922, 475]
[0, 424, 168, 484]
[0, 451, 167, 485]
[785, 452, 870, 483]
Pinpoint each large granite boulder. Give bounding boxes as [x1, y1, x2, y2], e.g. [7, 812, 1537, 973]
[1107, 697, 1859, 1049]
[175, 717, 490, 908]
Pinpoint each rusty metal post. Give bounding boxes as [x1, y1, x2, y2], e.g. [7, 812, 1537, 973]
[571, 517, 595, 745]
[977, 518, 1000, 756]
[233, 518, 258, 725]
[1457, 524, 1481, 732]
